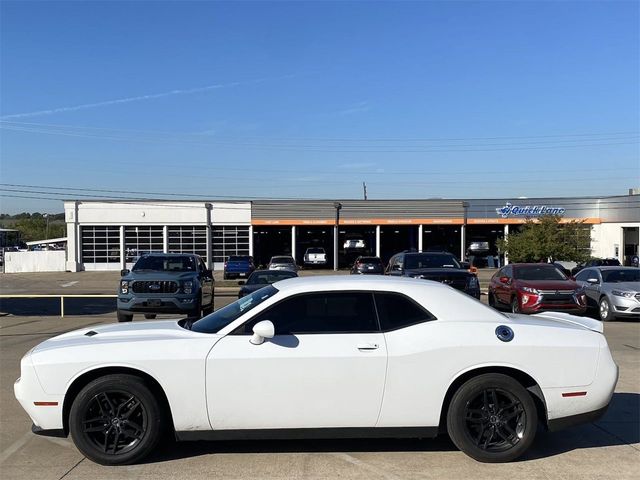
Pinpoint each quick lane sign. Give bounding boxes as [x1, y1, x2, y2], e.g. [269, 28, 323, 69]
[496, 202, 566, 218]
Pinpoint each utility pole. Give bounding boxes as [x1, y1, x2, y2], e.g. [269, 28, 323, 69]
[362, 182, 368, 200]
[333, 202, 342, 271]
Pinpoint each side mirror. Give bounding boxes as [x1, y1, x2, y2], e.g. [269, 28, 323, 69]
[587, 278, 599, 284]
[250, 320, 275, 345]
[459, 261, 470, 269]
[499, 276, 510, 284]
[238, 280, 245, 285]
[120, 268, 130, 277]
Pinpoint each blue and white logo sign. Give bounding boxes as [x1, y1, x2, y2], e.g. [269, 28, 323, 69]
[496, 202, 566, 218]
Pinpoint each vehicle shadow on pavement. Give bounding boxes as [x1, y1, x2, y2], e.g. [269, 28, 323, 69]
[143, 393, 639, 464]
[0, 297, 116, 316]
[147, 436, 458, 464]
[523, 392, 639, 461]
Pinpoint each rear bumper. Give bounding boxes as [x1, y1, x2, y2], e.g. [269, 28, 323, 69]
[547, 404, 610, 431]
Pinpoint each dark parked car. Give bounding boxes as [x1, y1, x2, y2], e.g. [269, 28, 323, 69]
[488, 263, 587, 314]
[350, 256, 384, 275]
[238, 269, 298, 298]
[571, 258, 621, 276]
[385, 251, 480, 298]
[117, 253, 214, 322]
[224, 255, 256, 279]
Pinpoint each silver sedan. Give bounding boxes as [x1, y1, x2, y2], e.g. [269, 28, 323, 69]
[574, 266, 640, 321]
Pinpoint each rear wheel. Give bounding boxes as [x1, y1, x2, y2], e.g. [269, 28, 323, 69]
[69, 374, 165, 465]
[143, 314, 156, 320]
[117, 310, 133, 323]
[447, 373, 537, 463]
[599, 297, 614, 321]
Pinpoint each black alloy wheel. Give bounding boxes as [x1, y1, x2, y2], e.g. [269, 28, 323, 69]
[69, 374, 165, 465]
[117, 310, 133, 323]
[447, 373, 537, 462]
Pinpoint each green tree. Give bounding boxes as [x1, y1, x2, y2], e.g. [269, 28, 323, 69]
[497, 215, 591, 263]
[14, 217, 65, 242]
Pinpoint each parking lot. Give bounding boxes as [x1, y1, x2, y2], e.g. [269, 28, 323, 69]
[0, 272, 639, 479]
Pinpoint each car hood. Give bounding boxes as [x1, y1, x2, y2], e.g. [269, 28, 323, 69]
[602, 281, 640, 292]
[123, 271, 195, 281]
[505, 311, 603, 334]
[32, 320, 199, 353]
[515, 279, 578, 290]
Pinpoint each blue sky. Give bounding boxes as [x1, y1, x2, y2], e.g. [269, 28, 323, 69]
[1, 0, 638, 213]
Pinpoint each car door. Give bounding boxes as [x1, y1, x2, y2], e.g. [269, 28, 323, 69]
[575, 268, 601, 306]
[198, 258, 213, 304]
[495, 265, 513, 304]
[205, 291, 387, 430]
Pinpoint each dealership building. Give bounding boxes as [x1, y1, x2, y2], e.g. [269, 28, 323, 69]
[62, 193, 639, 272]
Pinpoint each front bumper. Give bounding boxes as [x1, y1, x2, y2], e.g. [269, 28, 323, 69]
[521, 304, 587, 315]
[117, 294, 199, 313]
[609, 294, 640, 317]
[14, 353, 64, 433]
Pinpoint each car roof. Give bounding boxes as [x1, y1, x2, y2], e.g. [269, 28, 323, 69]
[510, 263, 558, 267]
[273, 274, 450, 295]
[141, 252, 197, 257]
[592, 266, 637, 271]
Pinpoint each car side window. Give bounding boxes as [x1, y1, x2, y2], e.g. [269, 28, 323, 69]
[502, 265, 513, 278]
[374, 292, 436, 331]
[234, 292, 379, 335]
[574, 269, 593, 282]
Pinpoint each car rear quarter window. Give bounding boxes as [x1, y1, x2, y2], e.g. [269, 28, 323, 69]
[374, 292, 436, 331]
[235, 292, 378, 335]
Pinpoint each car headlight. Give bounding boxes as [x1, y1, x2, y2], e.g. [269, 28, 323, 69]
[120, 280, 129, 294]
[183, 280, 193, 294]
[612, 290, 634, 298]
[521, 286, 540, 294]
[467, 276, 479, 288]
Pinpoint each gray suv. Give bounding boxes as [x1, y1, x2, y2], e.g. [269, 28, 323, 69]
[574, 266, 640, 321]
[117, 253, 214, 322]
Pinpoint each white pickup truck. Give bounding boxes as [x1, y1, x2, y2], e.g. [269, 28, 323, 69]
[303, 247, 327, 266]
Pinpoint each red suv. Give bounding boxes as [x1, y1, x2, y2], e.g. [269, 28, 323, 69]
[488, 263, 587, 314]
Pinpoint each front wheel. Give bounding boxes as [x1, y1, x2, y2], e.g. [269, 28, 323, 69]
[143, 314, 157, 320]
[117, 310, 133, 322]
[510, 297, 520, 314]
[447, 373, 538, 463]
[69, 374, 165, 465]
[599, 297, 614, 321]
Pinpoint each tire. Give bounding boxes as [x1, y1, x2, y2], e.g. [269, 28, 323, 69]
[599, 296, 614, 322]
[202, 293, 214, 316]
[510, 297, 520, 314]
[488, 292, 496, 308]
[69, 374, 166, 466]
[189, 296, 202, 319]
[447, 373, 538, 463]
[143, 314, 157, 320]
[117, 310, 133, 323]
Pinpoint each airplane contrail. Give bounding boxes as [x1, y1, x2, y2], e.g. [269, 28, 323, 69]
[0, 76, 292, 119]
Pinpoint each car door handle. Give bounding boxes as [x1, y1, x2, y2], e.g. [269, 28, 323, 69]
[357, 343, 380, 351]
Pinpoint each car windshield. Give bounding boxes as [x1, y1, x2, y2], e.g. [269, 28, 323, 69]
[514, 266, 567, 281]
[359, 257, 382, 264]
[133, 255, 195, 272]
[271, 257, 293, 263]
[247, 271, 296, 285]
[229, 256, 251, 262]
[307, 248, 325, 254]
[190, 286, 278, 333]
[405, 254, 460, 269]
[602, 269, 640, 283]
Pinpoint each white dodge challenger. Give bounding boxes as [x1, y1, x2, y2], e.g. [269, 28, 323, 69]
[15, 276, 617, 465]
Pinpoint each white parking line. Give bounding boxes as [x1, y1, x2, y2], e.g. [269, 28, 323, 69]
[60, 281, 79, 288]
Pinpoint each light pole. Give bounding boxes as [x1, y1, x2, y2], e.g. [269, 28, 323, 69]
[333, 202, 342, 271]
[43, 213, 50, 240]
